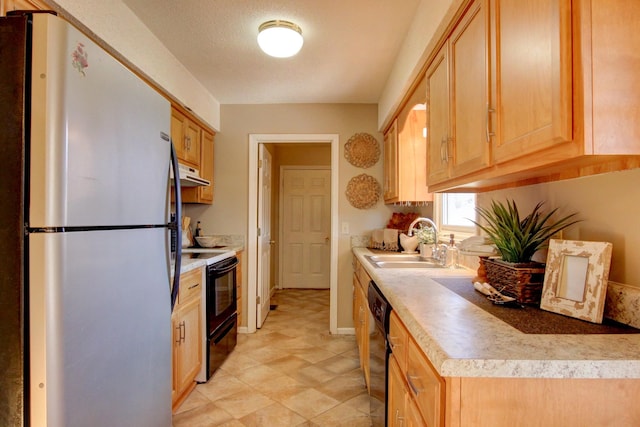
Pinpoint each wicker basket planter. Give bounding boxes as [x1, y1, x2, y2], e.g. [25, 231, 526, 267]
[483, 258, 546, 304]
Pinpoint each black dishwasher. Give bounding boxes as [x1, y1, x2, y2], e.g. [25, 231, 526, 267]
[368, 281, 392, 427]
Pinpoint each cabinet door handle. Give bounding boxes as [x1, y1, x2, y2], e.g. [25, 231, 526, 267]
[175, 324, 182, 344]
[180, 321, 186, 344]
[486, 104, 495, 143]
[407, 374, 424, 396]
[188, 283, 199, 290]
[395, 409, 404, 425]
[440, 137, 449, 163]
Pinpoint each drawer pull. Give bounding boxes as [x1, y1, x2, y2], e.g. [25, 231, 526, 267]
[387, 334, 402, 350]
[188, 283, 200, 290]
[395, 409, 404, 425]
[407, 374, 425, 396]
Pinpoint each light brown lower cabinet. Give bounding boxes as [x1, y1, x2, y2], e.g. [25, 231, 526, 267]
[389, 356, 425, 427]
[172, 268, 203, 411]
[235, 250, 243, 326]
[390, 312, 640, 427]
[389, 311, 444, 427]
[446, 376, 640, 427]
[353, 275, 370, 389]
[352, 256, 371, 390]
[388, 356, 408, 426]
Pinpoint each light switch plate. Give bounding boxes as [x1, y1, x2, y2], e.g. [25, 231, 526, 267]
[341, 222, 349, 234]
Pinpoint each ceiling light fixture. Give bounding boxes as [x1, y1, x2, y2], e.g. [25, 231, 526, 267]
[257, 20, 303, 58]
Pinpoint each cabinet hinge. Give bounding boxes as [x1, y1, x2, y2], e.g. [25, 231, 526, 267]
[258, 159, 263, 168]
[256, 296, 261, 304]
[257, 227, 261, 236]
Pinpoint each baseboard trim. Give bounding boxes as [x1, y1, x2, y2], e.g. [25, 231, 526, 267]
[335, 327, 355, 335]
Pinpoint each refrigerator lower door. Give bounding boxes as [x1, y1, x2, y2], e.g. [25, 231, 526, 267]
[29, 228, 171, 427]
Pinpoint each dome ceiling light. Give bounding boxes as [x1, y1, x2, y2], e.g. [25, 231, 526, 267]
[257, 20, 304, 58]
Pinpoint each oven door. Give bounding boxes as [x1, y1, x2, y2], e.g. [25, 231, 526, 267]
[208, 312, 237, 379]
[207, 256, 238, 335]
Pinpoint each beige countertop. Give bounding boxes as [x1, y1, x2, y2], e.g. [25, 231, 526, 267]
[353, 247, 640, 379]
[177, 246, 241, 274]
[182, 244, 244, 254]
[179, 256, 206, 274]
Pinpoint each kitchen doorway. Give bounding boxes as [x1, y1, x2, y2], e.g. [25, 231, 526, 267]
[247, 134, 339, 334]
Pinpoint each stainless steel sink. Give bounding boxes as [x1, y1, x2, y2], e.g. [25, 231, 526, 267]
[365, 254, 444, 269]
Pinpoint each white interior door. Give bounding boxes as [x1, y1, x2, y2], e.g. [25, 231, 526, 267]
[256, 145, 272, 328]
[281, 168, 331, 289]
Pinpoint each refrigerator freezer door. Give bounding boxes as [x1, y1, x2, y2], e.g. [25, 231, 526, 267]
[29, 228, 172, 427]
[29, 14, 171, 228]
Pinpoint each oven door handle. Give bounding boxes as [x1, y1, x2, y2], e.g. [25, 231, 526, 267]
[209, 257, 239, 275]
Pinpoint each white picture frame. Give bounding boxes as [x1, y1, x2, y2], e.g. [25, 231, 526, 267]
[540, 239, 613, 323]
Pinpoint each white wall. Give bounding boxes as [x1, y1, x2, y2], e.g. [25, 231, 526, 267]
[50, 0, 220, 129]
[377, 0, 455, 129]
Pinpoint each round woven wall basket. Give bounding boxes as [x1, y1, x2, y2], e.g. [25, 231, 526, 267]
[344, 133, 380, 168]
[346, 174, 380, 209]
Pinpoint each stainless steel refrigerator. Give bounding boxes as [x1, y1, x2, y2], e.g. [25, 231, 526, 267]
[0, 11, 182, 427]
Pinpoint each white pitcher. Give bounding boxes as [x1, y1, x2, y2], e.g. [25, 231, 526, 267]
[399, 233, 419, 253]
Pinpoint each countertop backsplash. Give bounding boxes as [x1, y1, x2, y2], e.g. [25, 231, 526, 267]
[606, 282, 640, 329]
[350, 235, 370, 248]
[208, 234, 245, 248]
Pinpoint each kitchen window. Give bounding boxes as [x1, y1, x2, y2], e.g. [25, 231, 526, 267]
[434, 193, 477, 242]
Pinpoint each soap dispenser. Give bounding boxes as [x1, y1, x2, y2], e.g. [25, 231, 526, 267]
[446, 233, 459, 269]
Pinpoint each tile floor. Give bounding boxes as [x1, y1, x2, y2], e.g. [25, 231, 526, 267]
[172, 289, 372, 426]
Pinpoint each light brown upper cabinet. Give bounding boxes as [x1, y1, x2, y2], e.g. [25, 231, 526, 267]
[425, 0, 640, 192]
[1, 0, 48, 15]
[171, 106, 215, 205]
[199, 130, 214, 203]
[383, 119, 399, 202]
[426, 44, 451, 186]
[181, 129, 214, 204]
[427, 0, 491, 186]
[171, 107, 201, 170]
[384, 75, 433, 204]
[490, 0, 573, 164]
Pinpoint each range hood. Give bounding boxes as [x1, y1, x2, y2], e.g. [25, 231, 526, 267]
[171, 163, 210, 187]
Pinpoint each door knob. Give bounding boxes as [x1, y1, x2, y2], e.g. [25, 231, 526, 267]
[269, 240, 276, 245]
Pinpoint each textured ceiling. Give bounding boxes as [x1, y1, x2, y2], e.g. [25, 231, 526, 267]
[121, 0, 421, 104]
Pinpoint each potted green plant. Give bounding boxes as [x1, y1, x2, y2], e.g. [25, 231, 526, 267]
[472, 199, 580, 303]
[414, 224, 436, 258]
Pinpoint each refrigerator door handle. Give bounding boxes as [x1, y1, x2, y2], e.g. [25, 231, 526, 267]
[170, 140, 182, 312]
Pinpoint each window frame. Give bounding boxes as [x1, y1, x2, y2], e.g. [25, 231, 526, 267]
[433, 193, 478, 243]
